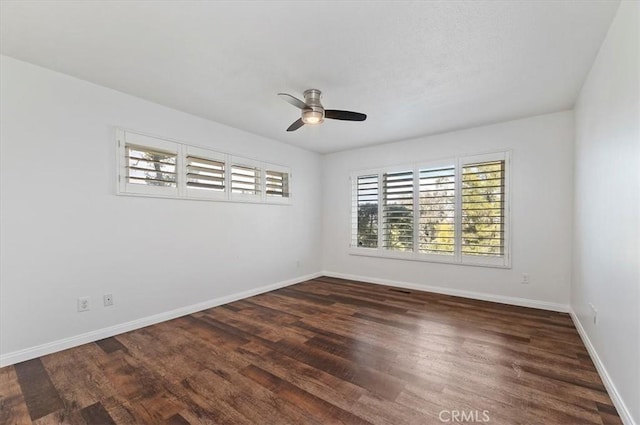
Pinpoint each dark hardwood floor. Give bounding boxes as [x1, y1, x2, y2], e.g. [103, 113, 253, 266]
[0, 277, 622, 424]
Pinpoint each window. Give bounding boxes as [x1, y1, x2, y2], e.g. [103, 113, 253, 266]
[231, 160, 262, 201]
[265, 169, 289, 198]
[126, 145, 177, 187]
[350, 152, 510, 267]
[118, 131, 179, 197]
[419, 165, 455, 255]
[186, 157, 224, 191]
[461, 160, 505, 258]
[117, 129, 291, 204]
[382, 170, 414, 252]
[184, 145, 226, 200]
[354, 174, 379, 248]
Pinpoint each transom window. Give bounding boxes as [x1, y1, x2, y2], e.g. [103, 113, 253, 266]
[231, 164, 261, 195]
[186, 156, 225, 192]
[117, 129, 290, 204]
[265, 169, 290, 198]
[126, 145, 177, 187]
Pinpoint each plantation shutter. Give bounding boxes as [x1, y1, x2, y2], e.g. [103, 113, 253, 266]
[186, 156, 225, 191]
[118, 130, 294, 206]
[126, 145, 177, 187]
[265, 170, 290, 198]
[354, 174, 379, 248]
[350, 153, 509, 267]
[382, 170, 414, 251]
[231, 163, 261, 196]
[419, 166, 455, 255]
[461, 160, 505, 256]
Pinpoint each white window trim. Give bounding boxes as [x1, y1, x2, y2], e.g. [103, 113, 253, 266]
[349, 151, 511, 269]
[116, 128, 291, 205]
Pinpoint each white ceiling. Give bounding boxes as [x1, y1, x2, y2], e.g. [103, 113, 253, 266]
[0, 1, 620, 153]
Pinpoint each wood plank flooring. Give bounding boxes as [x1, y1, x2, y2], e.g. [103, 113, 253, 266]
[0, 277, 622, 424]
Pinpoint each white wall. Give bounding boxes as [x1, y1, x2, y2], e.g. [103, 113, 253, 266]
[0, 56, 323, 362]
[573, 1, 639, 423]
[322, 111, 574, 309]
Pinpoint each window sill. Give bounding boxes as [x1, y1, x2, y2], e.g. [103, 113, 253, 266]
[116, 191, 291, 206]
[348, 247, 511, 269]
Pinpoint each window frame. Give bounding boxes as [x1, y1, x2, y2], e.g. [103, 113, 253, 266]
[116, 129, 291, 205]
[350, 151, 511, 268]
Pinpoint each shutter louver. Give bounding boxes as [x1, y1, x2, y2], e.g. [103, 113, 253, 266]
[231, 164, 261, 195]
[419, 166, 455, 255]
[265, 170, 290, 198]
[382, 170, 414, 251]
[186, 156, 225, 191]
[355, 175, 379, 248]
[462, 160, 505, 256]
[126, 145, 176, 187]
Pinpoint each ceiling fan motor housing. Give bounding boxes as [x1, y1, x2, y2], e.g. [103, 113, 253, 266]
[302, 89, 324, 124]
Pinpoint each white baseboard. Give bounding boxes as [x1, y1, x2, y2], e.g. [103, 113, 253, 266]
[0, 272, 322, 368]
[570, 310, 636, 425]
[321, 271, 570, 313]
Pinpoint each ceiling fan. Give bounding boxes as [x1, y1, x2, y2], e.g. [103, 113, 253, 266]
[278, 89, 367, 132]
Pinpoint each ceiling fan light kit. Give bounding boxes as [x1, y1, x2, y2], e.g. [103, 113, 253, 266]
[278, 89, 366, 132]
[302, 110, 323, 124]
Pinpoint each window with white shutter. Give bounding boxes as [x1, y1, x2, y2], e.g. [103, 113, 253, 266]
[116, 129, 292, 206]
[265, 170, 290, 198]
[118, 130, 179, 197]
[187, 156, 225, 191]
[231, 159, 262, 201]
[353, 174, 379, 248]
[382, 170, 414, 252]
[419, 165, 455, 255]
[461, 160, 506, 258]
[350, 152, 510, 268]
[126, 146, 177, 187]
[263, 164, 292, 204]
[184, 146, 226, 200]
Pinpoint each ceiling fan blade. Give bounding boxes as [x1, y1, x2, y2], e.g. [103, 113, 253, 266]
[278, 93, 308, 110]
[286, 118, 305, 132]
[324, 110, 367, 121]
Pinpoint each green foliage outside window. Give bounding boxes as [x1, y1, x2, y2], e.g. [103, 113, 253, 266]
[462, 161, 505, 256]
[354, 159, 505, 258]
[357, 202, 378, 247]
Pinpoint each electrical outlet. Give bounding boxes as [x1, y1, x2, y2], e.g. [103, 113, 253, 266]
[296, 260, 300, 268]
[77, 297, 90, 312]
[521, 273, 530, 284]
[103, 293, 114, 307]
